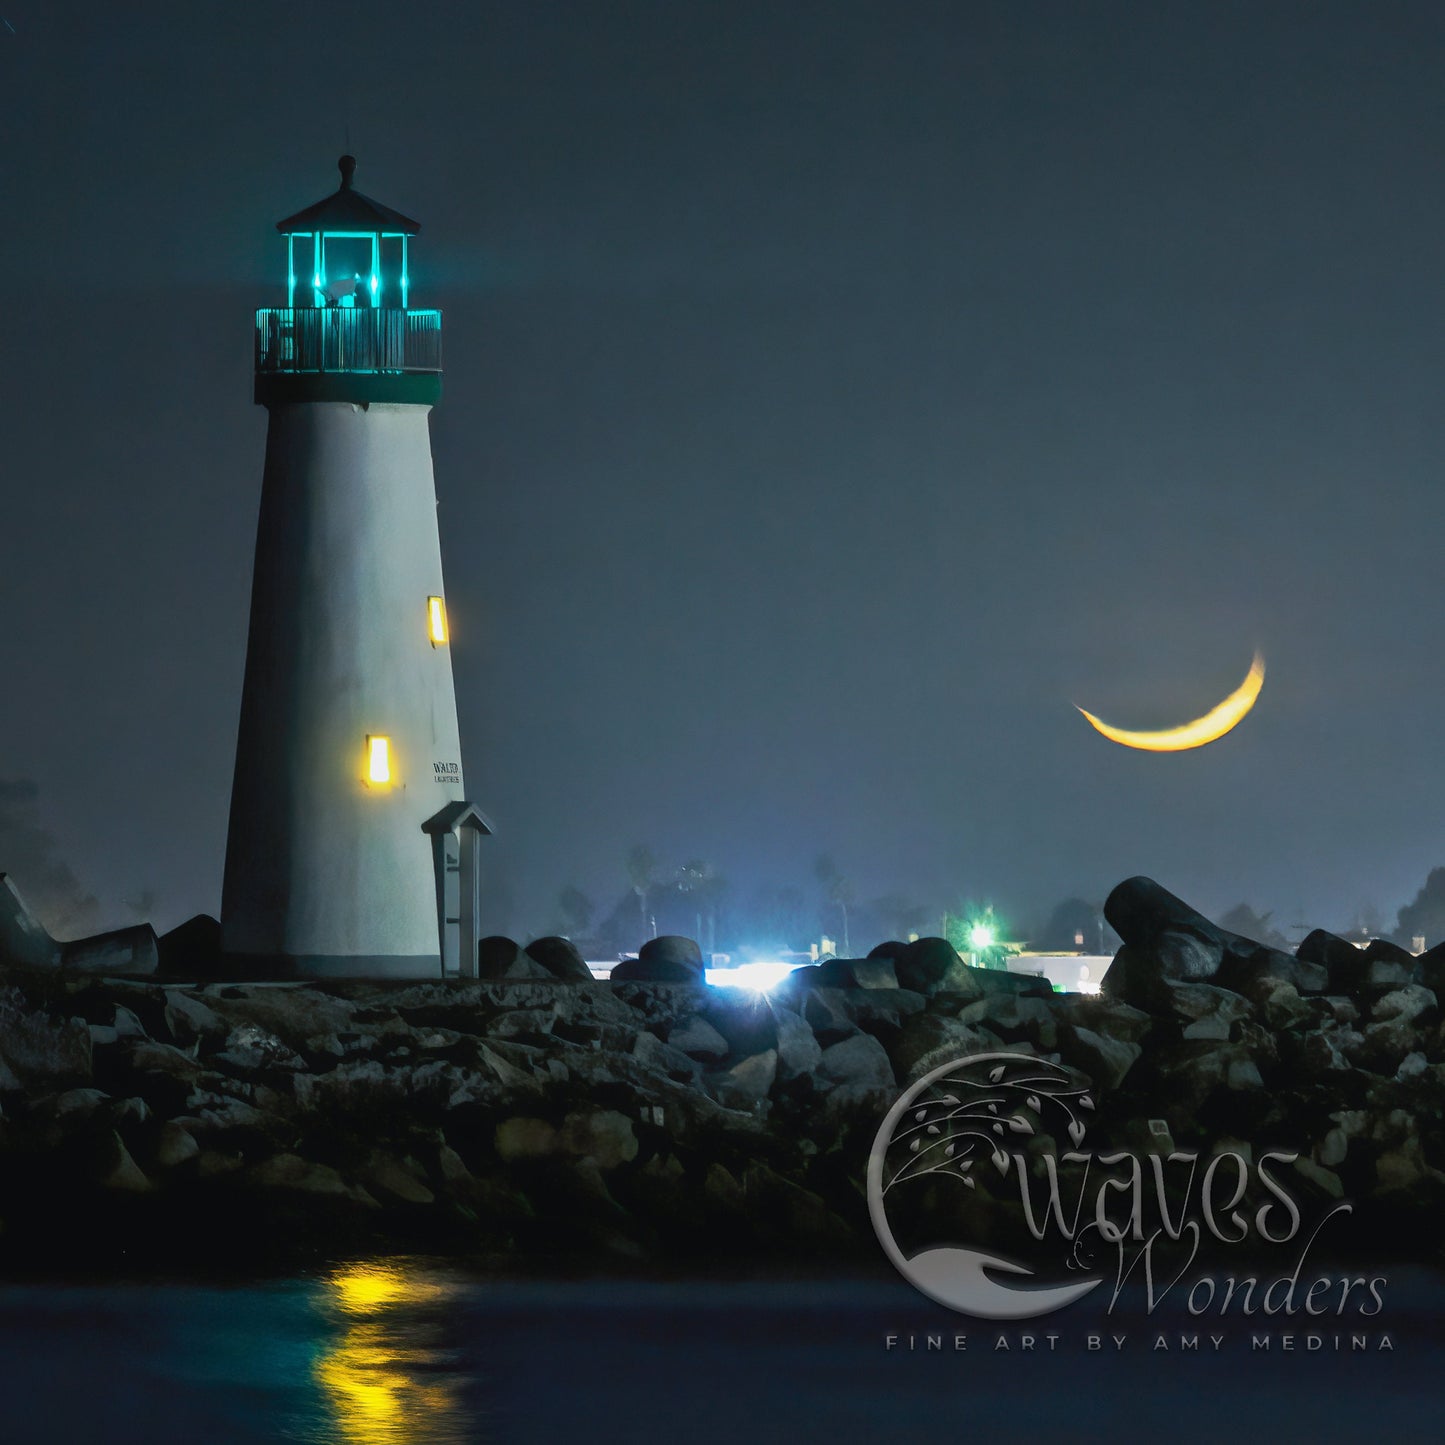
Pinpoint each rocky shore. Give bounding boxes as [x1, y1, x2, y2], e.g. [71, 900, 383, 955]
[0, 877, 1443, 1276]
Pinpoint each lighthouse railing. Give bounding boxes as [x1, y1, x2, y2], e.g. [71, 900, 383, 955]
[254, 308, 443, 375]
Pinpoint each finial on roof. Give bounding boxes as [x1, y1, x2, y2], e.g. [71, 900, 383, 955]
[338, 154, 356, 190]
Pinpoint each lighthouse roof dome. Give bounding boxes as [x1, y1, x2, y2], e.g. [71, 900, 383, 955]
[276, 155, 421, 237]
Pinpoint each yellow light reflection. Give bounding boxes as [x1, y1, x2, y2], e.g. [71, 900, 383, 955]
[366, 736, 392, 785]
[314, 1261, 466, 1445]
[427, 596, 448, 646]
[328, 1260, 451, 1318]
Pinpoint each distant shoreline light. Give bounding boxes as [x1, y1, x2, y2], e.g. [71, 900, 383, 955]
[584, 959, 807, 990]
[707, 960, 806, 992]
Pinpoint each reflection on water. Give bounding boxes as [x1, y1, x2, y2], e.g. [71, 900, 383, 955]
[310, 1260, 474, 1444]
[0, 1265, 1442, 1442]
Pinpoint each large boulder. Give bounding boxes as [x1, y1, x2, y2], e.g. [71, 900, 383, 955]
[1058, 1025, 1142, 1090]
[1105, 877, 1226, 951]
[201, 985, 357, 1050]
[611, 936, 705, 985]
[701, 991, 779, 1058]
[1369, 984, 1436, 1027]
[774, 963, 825, 994]
[1066, 996, 1153, 1044]
[1364, 938, 1418, 968]
[1416, 940, 1445, 994]
[523, 936, 594, 983]
[1219, 949, 1328, 997]
[1095, 875, 1337, 1011]
[630, 1030, 703, 1083]
[163, 991, 228, 1048]
[152, 1119, 201, 1170]
[931, 970, 1054, 1009]
[156, 915, 222, 978]
[0, 992, 92, 1089]
[788, 989, 859, 1046]
[866, 940, 908, 964]
[1156, 981, 1252, 1035]
[833, 988, 927, 1042]
[664, 1014, 730, 1063]
[608, 981, 710, 1034]
[359, 1151, 436, 1207]
[213, 1022, 306, 1074]
[1156, 1041, 1265, 1104]
[1115, 879, 1340, 991]
[478, 936, 551, 980]
[1281, 1027, 1355, 1080]
[1248, 979, 1315, 1032]
[707, 1050, 778, 1109]
[89, 1128, 152, 1192]
[1297, 929, 1363, 968]
[958, 993, 1058, 1049]
[559, 1110, 640, 1169]
[1359, 954, 1419, 995]
[0, 875, 59, 970]
[1295, 931, 1377, 994]
[772, 1005, 823, 1081]
[1346, 985, 1437, 1074]
[248, 1153, 371, 1204]
[816, 1033, 895, 1089]
[1151, 931, 1225, 979]
[1102, 936, 1220, 1009]
[887, 1013, 1003, 1082]
[893, 937, 961, 995]
[494, 1116, 559, 1161]
[810, 956, 899, 989]
[62, 925, 158, 978]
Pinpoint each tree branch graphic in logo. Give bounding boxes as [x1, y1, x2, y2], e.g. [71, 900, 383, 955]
[868, 1052, 1106, 1319]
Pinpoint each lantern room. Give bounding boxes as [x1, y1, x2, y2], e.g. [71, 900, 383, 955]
[255, 155, 442, 406]
[276, 153, 418, 310]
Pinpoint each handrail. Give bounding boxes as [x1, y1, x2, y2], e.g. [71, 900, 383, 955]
[255, 308, 442, 374]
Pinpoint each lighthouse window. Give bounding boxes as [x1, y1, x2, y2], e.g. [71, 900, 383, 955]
[428, 596, 448, 646]
[366, 736, 392, 785]
[316, 234, 377, 308]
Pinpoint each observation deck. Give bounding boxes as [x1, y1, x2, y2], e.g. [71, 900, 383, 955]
[254, 307, 442, 406]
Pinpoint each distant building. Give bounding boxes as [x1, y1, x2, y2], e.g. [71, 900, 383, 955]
[1006, 953, 1111, 994]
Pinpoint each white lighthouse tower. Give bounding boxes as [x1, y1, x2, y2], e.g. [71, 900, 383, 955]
[221, 156, 488, 979]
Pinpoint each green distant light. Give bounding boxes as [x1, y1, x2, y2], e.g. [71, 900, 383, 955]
[968, 924, 995, 951]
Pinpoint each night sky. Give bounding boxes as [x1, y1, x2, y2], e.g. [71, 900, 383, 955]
[3, 2, 1444, 947]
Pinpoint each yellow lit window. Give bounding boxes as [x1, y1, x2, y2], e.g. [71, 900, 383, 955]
[427, 596, 448, 646]
[366, 736, 392, 785]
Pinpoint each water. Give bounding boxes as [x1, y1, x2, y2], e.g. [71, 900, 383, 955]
[0, 1260, 1440, 1442]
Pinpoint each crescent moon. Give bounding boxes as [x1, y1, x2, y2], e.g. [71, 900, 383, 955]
[1077, 652, 1265, 752]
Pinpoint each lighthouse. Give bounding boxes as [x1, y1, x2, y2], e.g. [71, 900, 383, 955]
[221, 156, 488, 979]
